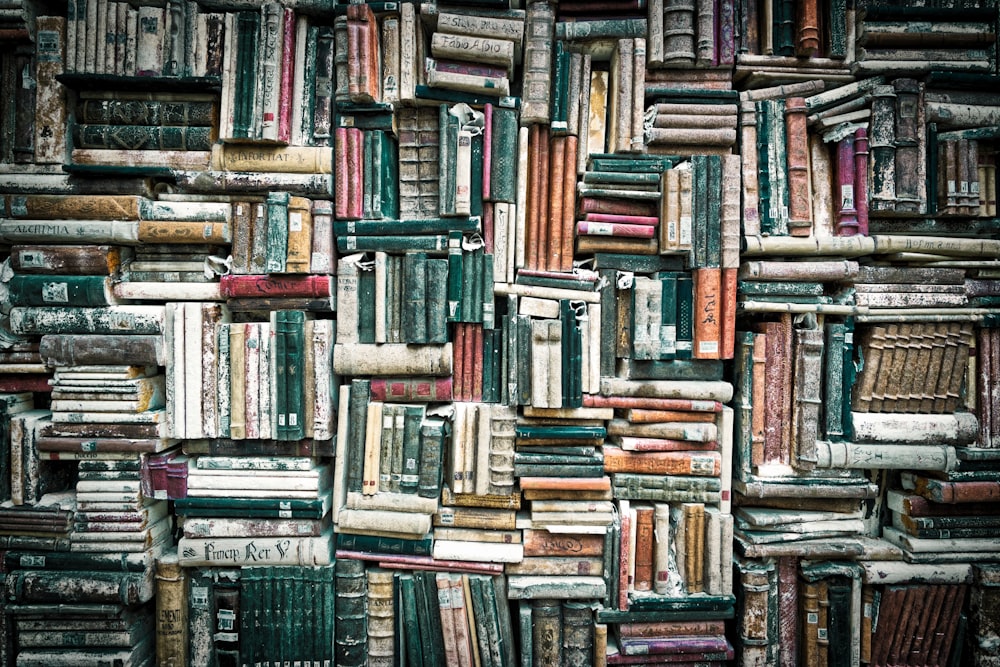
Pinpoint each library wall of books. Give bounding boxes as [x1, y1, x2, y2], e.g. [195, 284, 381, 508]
[1, 0, 1000, 664]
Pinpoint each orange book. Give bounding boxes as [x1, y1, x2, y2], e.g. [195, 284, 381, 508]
[518, 476, 611, 491]
[526, 125, 544, 270]
[560, 135, 578, 272]
[720, 267, 738, 360]
[633, 504, 655, 592]
[602, 445, 722, 476]
[693, 267, 722, 360]
[623, 408, 716, 423]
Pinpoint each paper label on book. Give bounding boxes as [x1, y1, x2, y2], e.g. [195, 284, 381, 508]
[190, 585, 209, 608]
[616, 271, 634, 289]
[289, 212, 303, 232]
[679, 216, 692, 245]
[807, 612, 818, 624]
[21, 555, 45, 567]
[840, 185, 854, 209]
[42, 281, 69, 303]
[587, 222, 614, 236]
[690, 455, 718, 474]
[697, 341, 719, 355]
[9, 197, 26, 217]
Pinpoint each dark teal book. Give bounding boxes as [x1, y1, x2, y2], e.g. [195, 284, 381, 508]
[335, 532, 432, 556]
[823, 321, 847, 442]
[733, 330, 755, 481]
[591, 253, 685, 273]
[490, 107, 518, 204]
[597, 606, 735, 623]
[483, 326, 495, 404]
[470, 129, 484, 217]
[755, 100, 774, 236]
[413, 570, 445, 667]
[516, 313, 532, 406]
[333, 217, 480, 236]
[397, 573, 424, 667]
[173, 495, 331, 519]
[281, 310, 306, 441]
[415, 85, 520, 110]
[516, 274, 598, 292]
[447, 231, 464, 322]
[470, 575, 503, 667]
[402, 252, 429, 344]
[265, 191, 290, 273]
[238, 567, 261, 666]
[644, 88, 739, 103]
[514, 462, 605, 477]
[739, 281, 826, 296]
[550, 40, 570, 133]
[5, 275, 115, 307]
[775, 0, 795, 55]
[337, 235, 449, 254]
[827, 0, 847, 58]
[213, 574, 241, 665]
[705, 155, 722, 268]
[417, 417, 446, 499]
[439, 105, 458, 217]
[398, 405, 424, 494]
[232, 11, 261, 139]
[357, 264, 376, 344]
[515, 425, 606, 440]
[615, 358, 725, 381]
[481, 251, 495, 330]
[271, 311, 288, 442]
[587, 154, 681, 173]
[514, 451, 603, 466]
[692, 155, 709, 268]
[841, 317, 856, 442]
[374, 130, 399, 220]
[346, 379, 371, 494]
[334, 558, 367, 667]
[626, 593, 736, 613]
[675, 272, 694, 359]
[599, 268, 618, 377]
[560, 299, 582, 408]
[425, 258, 450, 344]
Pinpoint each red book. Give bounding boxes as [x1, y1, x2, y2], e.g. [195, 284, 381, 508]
[277, 8, 296, 144]
[369, 377, 453, 403]
[835, 133, 860, 236]
[470, 324, 483, 403]
[576, 221, 656, 238]
[452, 323, 466, 401]
[795, 0, 820, 57]
[219, 274, 333, 298]
[777, 557, 799, 667]
[535, 129, 551, 271]
[482, 103, 493, 202]
[334, 127, 349, 219]
[579, 197, 658, 217]
[0, 375, 52, 393]
[347, 127, 363, 219]
[719, 267, 738, 360]
[854, 127, 870, 236]
[547, 135, 566, 272]
[584, 213, 660, 226]
[760, 316, 792, 466]
[784, 97, 811, 236]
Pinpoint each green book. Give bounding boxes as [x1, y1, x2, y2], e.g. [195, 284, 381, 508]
[582, 171, 663, 186]
[333, 217, 480, 236]
[516, 274, 598, 292]
[490, 107, 518, 203]
[733, 330, 755, 481]
[173, 495, 331, 519]
[335, 532, 432, 556]
[616, 358, 725, 381]
[357, 264, 376, 344]
[337, 235, 450, 254]
[587, 154, 681, 173]
[397, 574, 424, 667]
[599, 268, 618, 377]
[416, 85, 520, 110]
[282, 310, 306, 441]
[560, 299, 582, 408]
[439, 105, 458, 217]
[370, 130, 399, 220]
[334, 558, 367, 667]
[516, 314, 532, 406]
[264, 191, 290, 273]
[346, 379, 371, 494]
[483, 326, 495, 404]
[692, 155, 709, 269]
[402, 252, 428, 344]
[515, 462, 605, 477]
[233, 11, 261, 139]
[550, 40, 570, 133]
[470, 129, 484, 217]
[271, 310, 288, 442]
[755, 100, 774, 236]
[446, 231, 464, 322]
[554, 17, 647, 39]
[675, 272, 694, 359]
[417, 417, 446, 499]
[591, 253, 685, 273]
[425, 259, 449, 344]
[481, 251, 495, 330]
[705, 155, 722, 268]
[471, 575, 504, 667]
[5, 275, 115, 307]
[398, 405, 424, 494]
[515, 425, 606, 440]
[413, 570, 445, 667]
[514, 451, 603, 466]
[617, 594, 735, 614]
[239, 568, 261, 667]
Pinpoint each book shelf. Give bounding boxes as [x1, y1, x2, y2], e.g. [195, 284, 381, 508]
[1, 0, 999, 665]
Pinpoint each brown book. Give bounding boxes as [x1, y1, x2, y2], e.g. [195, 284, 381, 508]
[532, 599, 563, 666]
[852, 326, 886, 413]
[616, 619, 726, 638]
[750, 332, 767, 468]
[575, 236, 659, 255]
[910, 584, 946, 665]
[869, 324, 899, 413]
[784, 97, 812, 236]
[870, 585, 906, 666]
[759, 316, 792, 466]
[929, 584, 967, 667]
[800, 579, 821, 667]
[547, 134, 565, 272]
[37, 420, 165, 439]
[560, 135, 578, 272]
[890, 584, 928, 666]
[137, 221, 231, 245]
[861, 585, 875, 664]
[632, 503, 654, 592]
[4, 194, 142, 219]
[10, 245, 125, 275]
[920, 323, 949, 413]
[683, 502, 704, 594]
[522, 529, 604, 557]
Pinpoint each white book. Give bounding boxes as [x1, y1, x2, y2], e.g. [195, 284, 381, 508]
[336, 508, 432, 538]
[344, 491, 439, 515]
[374, 252, 388, 344]
[515, 126, 528, 269]
[333, 384, 351, 525]
[258, 319, 272, 441]
[312, 319, 335, 440]
[178, 530, 334, 566]
[506, 575, 606, 600]
[432, 539, 524, 563]
[195, 456, 316, 471]
[290, 15, 309, 145]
